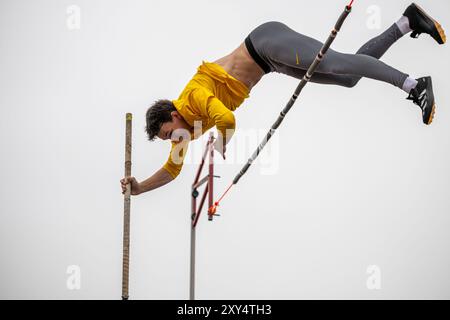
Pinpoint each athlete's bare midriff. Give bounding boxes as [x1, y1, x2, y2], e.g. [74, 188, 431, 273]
[213, 42, 265, 92]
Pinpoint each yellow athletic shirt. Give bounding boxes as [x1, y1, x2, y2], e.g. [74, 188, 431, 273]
[162, 61, 250, 179]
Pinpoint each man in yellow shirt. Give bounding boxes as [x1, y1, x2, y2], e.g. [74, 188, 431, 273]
[121, 4, 445, 195]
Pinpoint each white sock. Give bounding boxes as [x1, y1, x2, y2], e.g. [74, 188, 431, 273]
[402, 76, 418, 94]
[396, 15, 412, 35]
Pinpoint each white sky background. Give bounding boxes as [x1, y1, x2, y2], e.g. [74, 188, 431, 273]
[0, 0, 449, 299]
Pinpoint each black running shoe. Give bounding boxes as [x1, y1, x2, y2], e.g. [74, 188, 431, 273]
[403, 3, 446, 44]
[406, 76, 436, 125]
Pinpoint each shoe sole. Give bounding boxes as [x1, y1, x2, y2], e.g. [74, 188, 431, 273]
[414, 3, 446, 44]
[424, 76, 436, 125]
[426, 103, 436, 125]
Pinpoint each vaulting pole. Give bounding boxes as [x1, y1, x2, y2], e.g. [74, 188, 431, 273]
[122, 113, 132, 300]
[232, 2, 354, 186]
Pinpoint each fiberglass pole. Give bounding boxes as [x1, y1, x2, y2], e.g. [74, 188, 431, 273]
[232, 2, 353, 185]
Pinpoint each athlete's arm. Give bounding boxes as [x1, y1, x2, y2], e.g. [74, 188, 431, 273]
[192, 89, 236, 158]
[120, 168, 173, 195]
[120, 140, 189, 195]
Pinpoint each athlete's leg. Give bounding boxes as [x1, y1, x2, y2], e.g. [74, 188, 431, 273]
[356, 21, 406, 58]
[249, 21, 412, 91]
[313, 48, 409, 90]
[245, 16, 442, 124]
[311, 17, 410, 87]
[311, 2, 446, 88]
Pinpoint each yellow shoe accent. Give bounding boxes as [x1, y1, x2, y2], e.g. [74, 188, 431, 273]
[415, 2, 446, 44]
[435, 22, 447, 44]
[427, 103, 436, 125]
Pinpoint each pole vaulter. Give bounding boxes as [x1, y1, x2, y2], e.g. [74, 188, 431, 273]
[130, 0, 443, 202]
[121, 0, 447, 298]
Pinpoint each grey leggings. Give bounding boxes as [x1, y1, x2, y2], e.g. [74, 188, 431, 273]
[244, 21, 409, 89]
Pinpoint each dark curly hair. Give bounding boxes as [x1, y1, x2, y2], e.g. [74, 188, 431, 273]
[145, 99, 177, 141]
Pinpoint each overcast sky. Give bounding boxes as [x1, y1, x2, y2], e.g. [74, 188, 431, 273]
[1, 0, 449, 299]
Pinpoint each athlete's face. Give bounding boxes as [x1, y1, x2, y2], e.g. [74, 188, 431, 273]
[157, 111, 191, 142]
